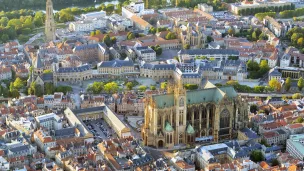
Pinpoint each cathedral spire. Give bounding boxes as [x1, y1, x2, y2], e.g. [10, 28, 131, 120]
[45, 0, 56, 42]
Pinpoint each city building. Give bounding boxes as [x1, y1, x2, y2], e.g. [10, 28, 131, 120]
[73, 43, 109, 63]
[142, 81, 248, 148]
[197, 3, 213, 12]
[96, 59, 139, 78]
[286, 134, 304, 160]
[178, 49, 239, 61]
[35, 113, 62, 131]
[53, 64, 92, 86]
[134, 46, 156, 61]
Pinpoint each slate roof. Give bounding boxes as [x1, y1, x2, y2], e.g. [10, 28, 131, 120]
[178, 49, 239, 56]
[98, 59, 134, 68]
[72, 106, 105, 115]
[240, 128, 259, 139]
[152, 86, 237, 108]
[9, 145, 29, 153]
[142, 63, 176, 70]
[269, 68, 282, 76]
[56, 64, 90, 73]
[34, 55, 43, 68]
[55, 127, 75, 137]
[42, 73, 53, 81]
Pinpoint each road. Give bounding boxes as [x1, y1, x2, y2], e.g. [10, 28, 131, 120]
[25, 33, 43, 45]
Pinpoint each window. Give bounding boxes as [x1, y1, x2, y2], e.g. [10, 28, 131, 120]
[179, 98, 184, 107]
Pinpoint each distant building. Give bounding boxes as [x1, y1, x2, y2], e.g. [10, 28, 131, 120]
[96, 59, 139, 78]
[81, 11, 106, 20]
[197, 3, 213, 13]
[35, 113, 62, 131]
[134, 46, 156, 61]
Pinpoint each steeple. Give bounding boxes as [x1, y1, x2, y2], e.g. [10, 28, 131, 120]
[45, 0, 56, 42]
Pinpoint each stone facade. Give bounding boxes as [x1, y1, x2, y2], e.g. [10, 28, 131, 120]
[45, 0, 56, 42]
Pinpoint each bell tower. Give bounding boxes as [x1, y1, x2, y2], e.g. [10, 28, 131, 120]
[45, 0, 56, 42]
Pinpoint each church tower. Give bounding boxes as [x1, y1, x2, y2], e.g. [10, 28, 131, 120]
[45, 0, 56, 42]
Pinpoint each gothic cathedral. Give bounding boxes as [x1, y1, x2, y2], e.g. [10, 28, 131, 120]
[45, 0, 56, 42]
[142, 81, 248, 148]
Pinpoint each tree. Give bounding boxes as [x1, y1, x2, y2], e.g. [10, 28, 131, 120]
[250, 150, 264, 162]
[228, 28, 235, 36]
[184, 84, 198, 90]
[103, 34, 111, 46]
[149, 27, 156, 34]
[292, 93, 302, 99]
[269, 78, 281, 92]
[13, 77, 24, 90]
[87, 81, 104, 94]
[165, 32, 176, 40]
[95, 30, 101, 35]
[293, 117, 304, 123]
[150, 85, 156, 90]
[54, 86, 72, 95]
[138, 85, 147, 91]
[260, 139, 270, 147]
[45, 82, 54, 95]
[111, 37, 117, 44]
[247, 60, 259, 71]
[127, 32, 135, 40]
[1, 34, 9, 43]
[207, 36, 213, 43]
[184, 44, 190, 49]
[298, 77, 304, 91]
[160, 82, 167, 89]
[126, 82, 134, 90]
[285, 77, 291, 92]
[252, 31, 257, 41]
[28, 82, 43, 97]
[271, 159, 280, 167]
[154, 45, 162, 55]
[104, 82, 119, 94]
[43, 70, 52, 74]
[298, 37, 304, 47]
[250, 105, 258, 114]
[90, 31, 95, 37]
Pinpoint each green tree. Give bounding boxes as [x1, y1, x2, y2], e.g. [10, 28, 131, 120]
[126, 82, 134, 90]
[13, 77, 24, 90]
[149, 27, 156, 34]
[150, 85, 156, 90]
[293, 116, 304, 123]
[87, 81, 104, 94]
[95, 30, 101, 35]
[127, 32, 135, 40]
[103, 34, 111, 46]
[260, 139, 270, 147]
[228, 28, 235, 36]
[207, 36, 213, 43]
[1, 34, 9, 43]
[111, 37, 117, 44]
[292, 93, 302, 99]
[271, 159, 280, 167]
[298, 77, 304, 91]
[138, 85, 147, 91]
[165, 32, 176, 40]
[285, 77, 291, 92]
[45, 82, 54, 95]
[90, 31, 95, 36]
[269, 78, 281, 92]
[184, 84, 198, 90]
[250, 104, 258, 113]
[160, 82, 167, 89]
[54, 86, 73, 95]
[247, 60, 260, 71]
[104, 82, 119, 94]
[250, 150, 264, 162]
[43, 70, 52, 74]
[252, 31, 257, 41]
[184, 44, 190, 49]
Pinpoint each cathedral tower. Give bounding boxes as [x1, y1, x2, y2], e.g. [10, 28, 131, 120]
[45, 0, 56, 42]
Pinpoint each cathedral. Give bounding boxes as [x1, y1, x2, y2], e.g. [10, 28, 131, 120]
[142, 81, 248, 148]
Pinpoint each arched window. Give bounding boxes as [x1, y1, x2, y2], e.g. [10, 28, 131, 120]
[220, 109, 230, 128]
[179, 98, 184, 107]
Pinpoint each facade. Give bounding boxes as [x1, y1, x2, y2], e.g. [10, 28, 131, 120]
[142, 81, 248, 148]
[261, 130, 288, 145]
[178, 49, 239, 61]
[197, 3, 213, 12]
[134, 46, 156, 61]
[45, 0, 56, 42]
[73, 43, 109, 63]
[69, 19, 107, 32]
[140, 63, 175, 81]
[263, 16, 290, 37]
[0, 66, 12, 81]
[35, 113, 62, 131]
[286, 134, 304, 160]
[53, 64, 92, 85]
[97, 59, 139, 78]
[268, 67, 282, 81]
[230, 1, 292, 15]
